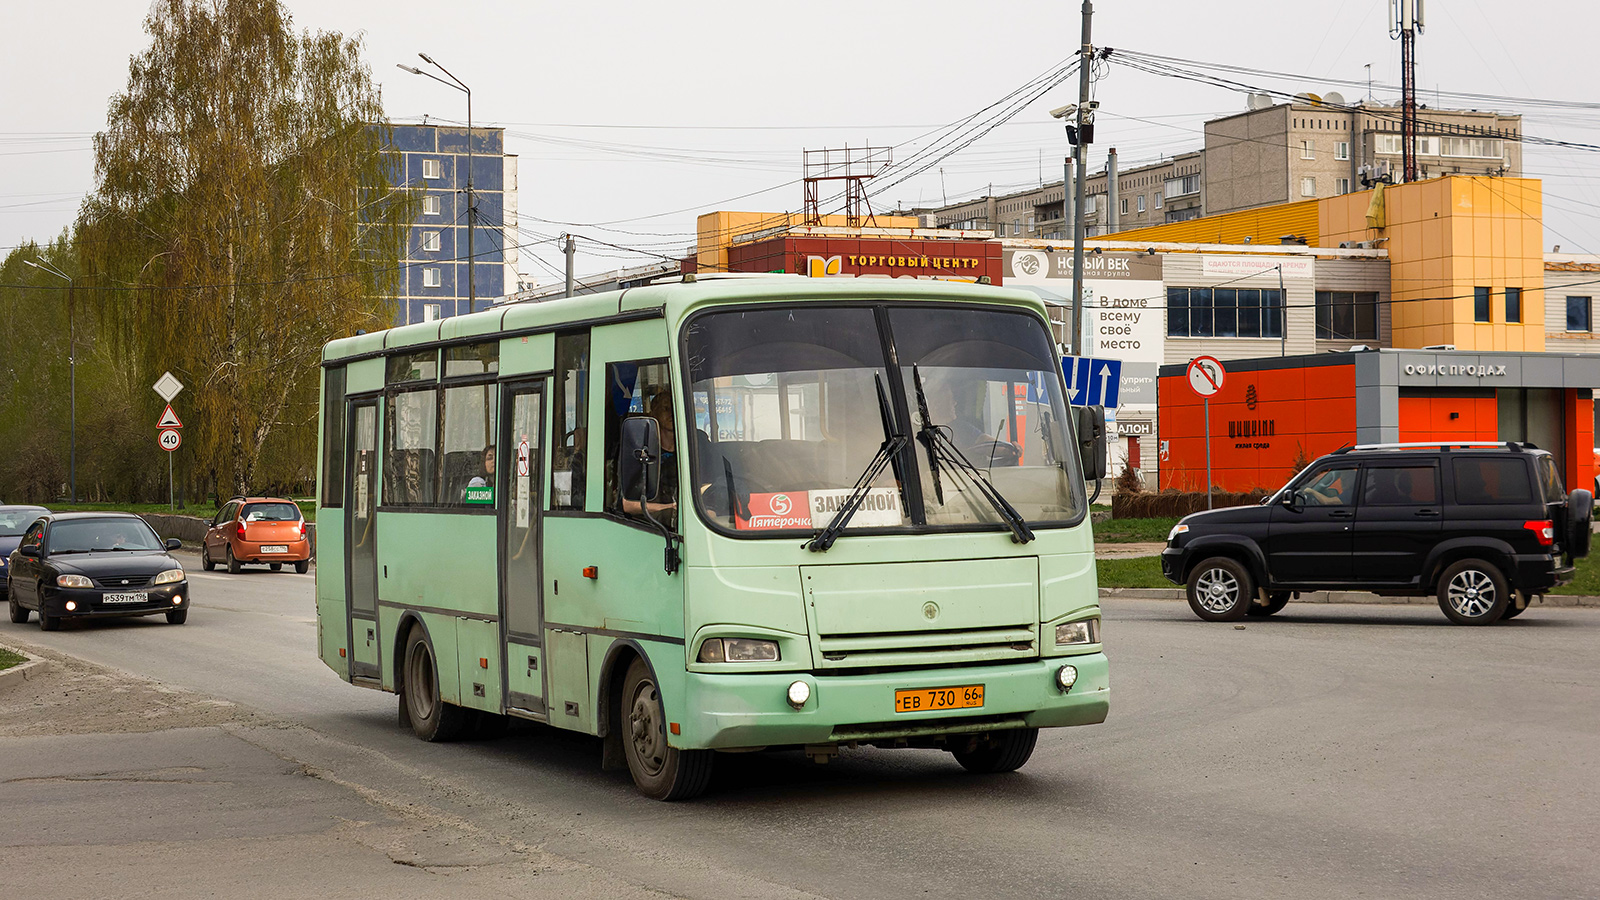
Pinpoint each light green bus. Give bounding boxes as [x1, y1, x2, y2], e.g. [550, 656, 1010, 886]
[316, 275, 1109, 799]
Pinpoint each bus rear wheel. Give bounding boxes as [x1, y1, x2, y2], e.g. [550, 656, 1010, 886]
[620, 657, 713, 800]
[951, 727, 1039, 774]
[402, 625, 470, 742]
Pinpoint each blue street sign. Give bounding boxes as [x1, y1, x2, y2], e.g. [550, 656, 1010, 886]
[1061, 355, 1122, 408]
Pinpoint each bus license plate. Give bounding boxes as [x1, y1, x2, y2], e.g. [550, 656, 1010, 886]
[103, 592, 149, 604]
[894, 685, 984, 713]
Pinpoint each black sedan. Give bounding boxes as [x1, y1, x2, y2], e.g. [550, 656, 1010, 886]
[6, 512, 190, 631]
[0, 505, 50, 593]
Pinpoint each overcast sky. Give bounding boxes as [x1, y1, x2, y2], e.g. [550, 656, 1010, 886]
[7, 0, 1597, 283]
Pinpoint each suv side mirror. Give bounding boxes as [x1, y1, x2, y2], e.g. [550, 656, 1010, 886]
[1281, 490, 1302, 511]
[1074, 404, 1108, 481]
[165, 537, 182, 551]
[18, 543, 39, 557]
[617, 415, 661, 504]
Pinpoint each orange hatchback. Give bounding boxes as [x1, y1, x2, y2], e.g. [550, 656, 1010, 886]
[201, 497, 311, 574]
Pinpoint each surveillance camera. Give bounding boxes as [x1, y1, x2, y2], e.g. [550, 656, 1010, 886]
[1087, 100, 1100, 109]
[1049, 104, 1077, 119]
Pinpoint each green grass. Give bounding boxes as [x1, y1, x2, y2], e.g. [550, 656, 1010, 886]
[1092, 516, 1180, 544]
[1552, 551, 1600, 596]
[40, 500, 316, 524]
[1096, 556, 1172, 589]
[0, 647, 25, 672]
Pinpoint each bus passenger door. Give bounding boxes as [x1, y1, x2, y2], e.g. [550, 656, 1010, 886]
[346, 399, 381, 682]
[500, 381, 547, 717]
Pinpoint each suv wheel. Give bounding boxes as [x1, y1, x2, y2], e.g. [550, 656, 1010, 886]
[1437, 558, 1509, 625]
[1186, 557, 1255, 622]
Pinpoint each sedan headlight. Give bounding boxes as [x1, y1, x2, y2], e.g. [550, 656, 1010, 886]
[152, 568, 185, 585]
[1055, 618, 1101, 646]
[697, 637, 780, 663]
[1168, 523, 1190, 542]
[56, 574, 93, 588]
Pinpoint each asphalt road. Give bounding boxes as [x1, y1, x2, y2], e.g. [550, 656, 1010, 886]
[7, 552, 1600, 900]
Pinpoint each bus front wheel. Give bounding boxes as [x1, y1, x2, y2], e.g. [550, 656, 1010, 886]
[402, 625, 470, 742]
[620, 657, 713, 801]
[951, 727, 1039, 774]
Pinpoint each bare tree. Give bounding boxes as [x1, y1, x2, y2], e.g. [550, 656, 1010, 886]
[77, 0, 414, 496]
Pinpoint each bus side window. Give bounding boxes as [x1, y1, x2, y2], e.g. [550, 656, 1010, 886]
[551, 332, 591, 510]
[602, 360, 676, 527]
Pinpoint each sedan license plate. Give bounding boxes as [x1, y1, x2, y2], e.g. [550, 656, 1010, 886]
[261, 545, 289, 553]
[103, 591, 149, 604]
[894, 684, 984, 713]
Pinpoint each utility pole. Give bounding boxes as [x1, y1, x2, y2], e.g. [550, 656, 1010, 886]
[401, 55, 475, 311]
[564, 235, 576, 297]
[24, 259, 73, 503]
[1070, 0, 1093, 356]
[1391, 0, 1423, 183]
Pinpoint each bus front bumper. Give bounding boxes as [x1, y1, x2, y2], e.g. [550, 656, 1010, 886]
[676, 653, 1109, 751]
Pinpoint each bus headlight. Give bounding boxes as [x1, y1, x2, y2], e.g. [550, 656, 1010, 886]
[56, 574, 92, 588]
[696, 638, 780, 663]
[152, 568, 185, 585]
[1055, 619, 1100, 646]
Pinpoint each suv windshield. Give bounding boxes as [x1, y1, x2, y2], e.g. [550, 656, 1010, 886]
[49, 518, 163, 553]
[683, 304, 1082, 536]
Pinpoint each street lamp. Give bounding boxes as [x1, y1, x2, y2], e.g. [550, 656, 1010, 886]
[23, 258, 75, 503]
[398, 54, 475, 313]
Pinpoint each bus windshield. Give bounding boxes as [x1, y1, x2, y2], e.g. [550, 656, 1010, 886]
[683, 304, 1082, 536]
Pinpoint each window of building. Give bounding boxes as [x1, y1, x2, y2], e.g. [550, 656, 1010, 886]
[1301, 177, 1316, 197]
[1415, 136, 1439, 156]
[1474, 286, 1492, 323]
[602, 360, 676, 528]
[1136, 195, 1146, 213]
[1376, 134, 1402, 155]
[422, 231, 441, 252]
[320, 366, 346, 508]
[1301, 140, 1315, 159]
[385, 386, 439, 507]
[423, 194, 440, 216]
[1167, 287, 1282, 339]
[550, 332, 590, 510]
[1154, 190, 1163, 208]
[1084, 196, 1097, 214]
[1119, 198, 1128, 216]
[422, 303, 441, 323]
[423, 267, 441, 288]
[1316, 291, 1379, 340]
[422, 158, 441, 180]
[1441, 137, 1503, 158]
[1165, 173, 1200, 198]
[1506, 287, 1522, 323]
[1336, 141, 1350, 160]
[1567, 296, 1592, 332]
[1013, 219, 1022, 235]
[1335, 177, 1352, 195]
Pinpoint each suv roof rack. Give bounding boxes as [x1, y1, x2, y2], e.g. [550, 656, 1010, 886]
[1342, 441, 1525, 453]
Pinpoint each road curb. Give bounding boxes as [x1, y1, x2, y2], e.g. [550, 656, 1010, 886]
[0, 653, 52, 692]
[1098, 587, 1600, 607]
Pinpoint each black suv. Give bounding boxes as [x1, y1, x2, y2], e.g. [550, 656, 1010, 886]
[1161, 443, 1592, 625]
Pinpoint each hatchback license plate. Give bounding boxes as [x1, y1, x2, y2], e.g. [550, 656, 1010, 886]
[261, 545, 289, 553]
[894, 684, 984, 713]
[103, 592, 149, 604]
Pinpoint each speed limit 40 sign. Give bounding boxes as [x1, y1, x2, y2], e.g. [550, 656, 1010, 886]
[158, 428, 182, 452]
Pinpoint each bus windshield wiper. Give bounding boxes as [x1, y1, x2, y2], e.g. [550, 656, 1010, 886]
[806, 375, 907, 552]
[911, 365, 1035, 544]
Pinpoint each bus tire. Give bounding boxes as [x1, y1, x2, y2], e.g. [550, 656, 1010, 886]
[620, 657, 713, 800]
[402, 624, 470, 742]
[952, 727, 1039, 774]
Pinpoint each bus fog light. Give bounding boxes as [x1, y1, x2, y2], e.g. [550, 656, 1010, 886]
[65, 600, 77, 612]
[1055, 665, 1078, 692]
[786, 681, 811, 709]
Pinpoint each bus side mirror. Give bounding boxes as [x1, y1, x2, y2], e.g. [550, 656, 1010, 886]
[1075, 405, 1108, 481]
[617, 416, 662, 503]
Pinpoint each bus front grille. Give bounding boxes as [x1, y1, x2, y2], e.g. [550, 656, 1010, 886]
[815, 625, 1037, 669]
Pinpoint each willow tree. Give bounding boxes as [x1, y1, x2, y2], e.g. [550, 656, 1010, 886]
[78, 0, 414, 498]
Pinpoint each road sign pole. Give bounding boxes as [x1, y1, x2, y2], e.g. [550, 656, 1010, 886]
[169, 452, 174, 512]
[1204, 396, 1212, 510]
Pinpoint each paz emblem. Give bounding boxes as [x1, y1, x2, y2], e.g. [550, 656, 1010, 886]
[922, 602, 939, 620]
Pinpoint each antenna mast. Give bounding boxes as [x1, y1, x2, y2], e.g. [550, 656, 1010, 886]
[1390, 0, 1424, 183]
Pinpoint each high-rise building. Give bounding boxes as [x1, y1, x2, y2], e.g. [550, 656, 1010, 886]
[384, 123, 519, 326]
